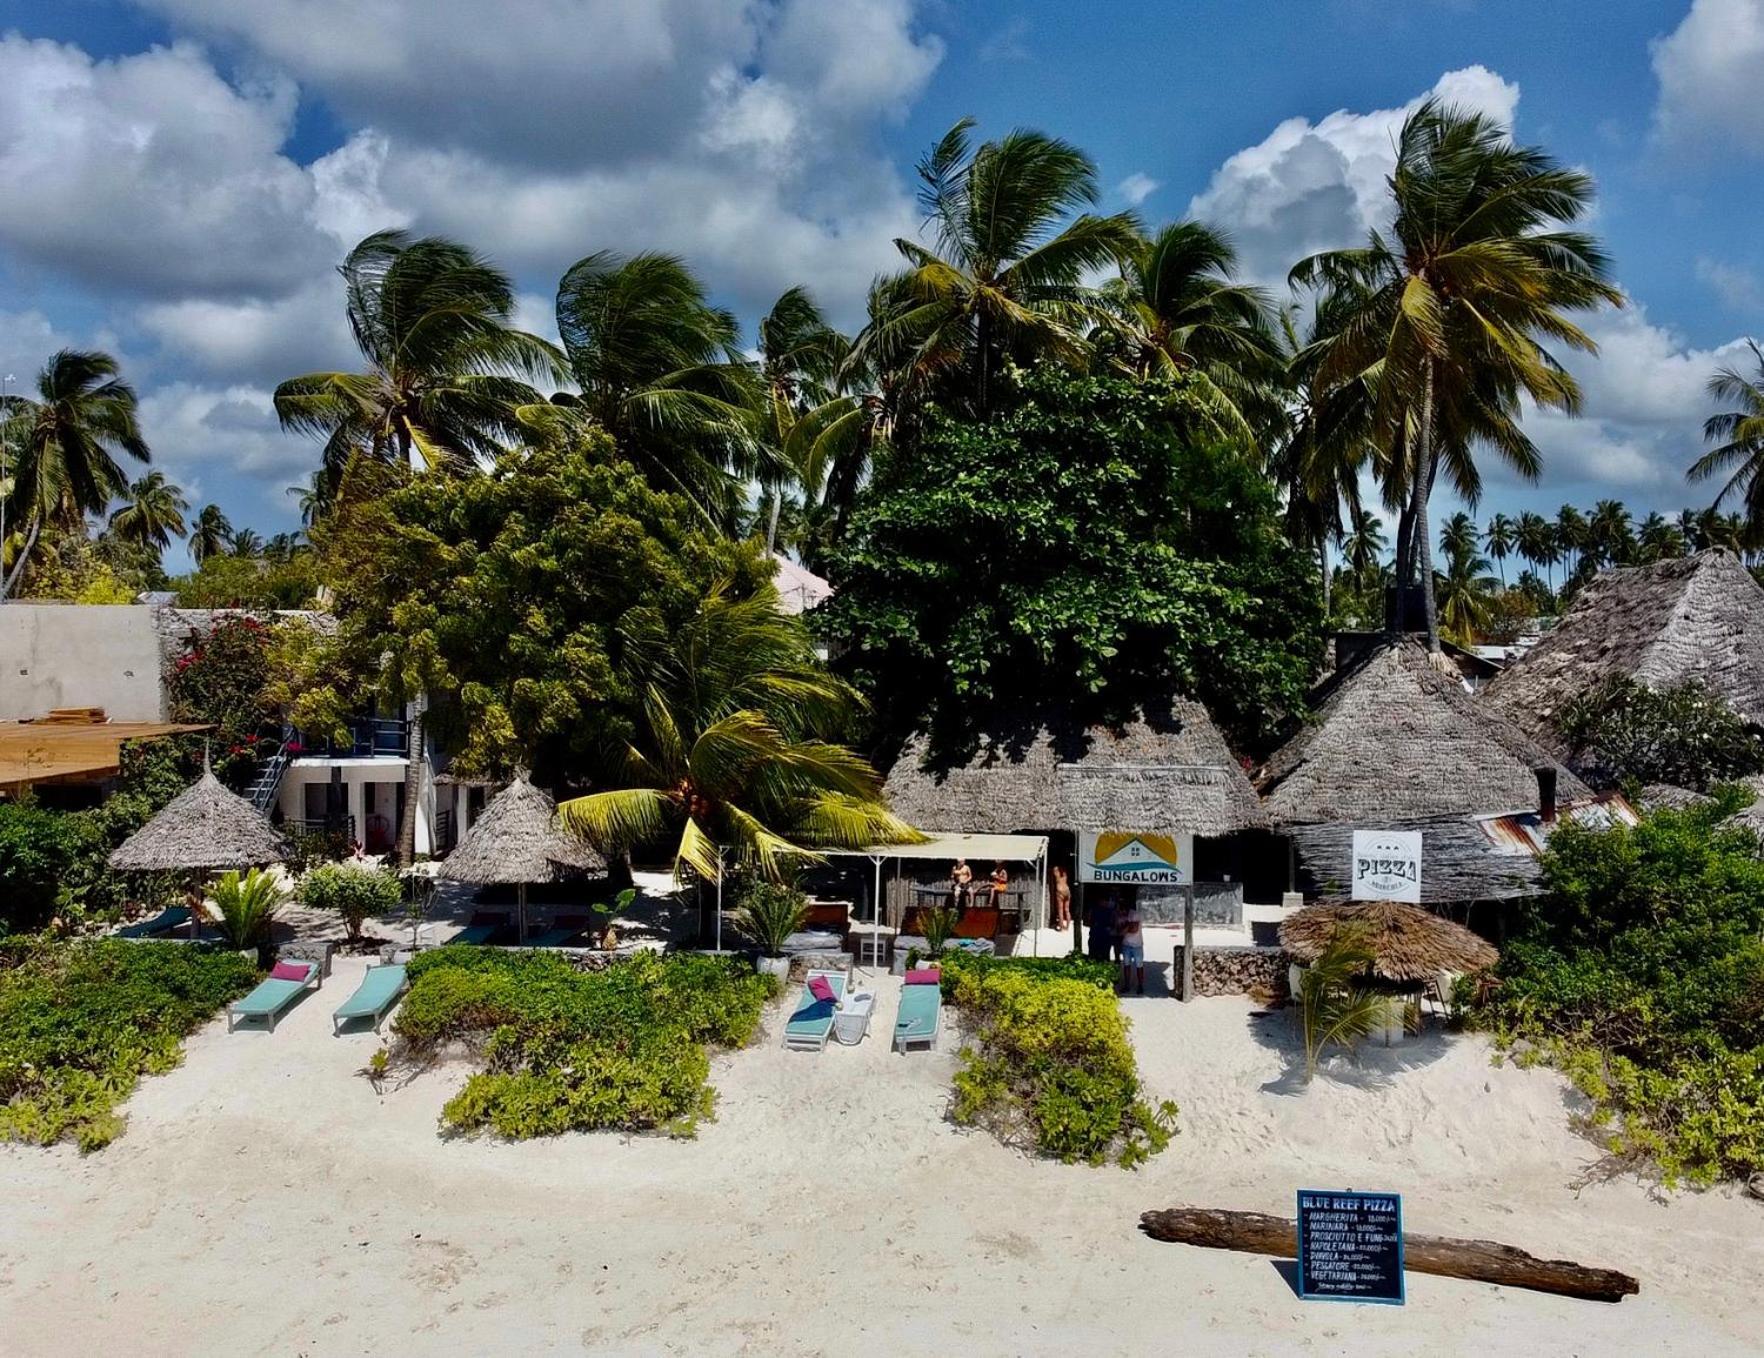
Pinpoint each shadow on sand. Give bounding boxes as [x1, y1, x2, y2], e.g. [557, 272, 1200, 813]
[1249, 1003, 1457, 1096]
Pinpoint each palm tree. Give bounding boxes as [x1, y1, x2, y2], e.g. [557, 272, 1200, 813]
[1341, 507, 1388, 581]
[1438, 511, 1479, 562]
[0, 350, 150, 599]
[1483, 512, 1515, 586]
[107, 470, 189, 552]
[1436, 539, 1499, 646]
[1554, 504, 1588, 578]
[1588, 498, 1634, 567]
[1636, 512, 1684, 563]
[1692, 340, 1764, 539]
[550, 250, 759, 526]
[227, 527, 264, 559]
[275, 230, 561, 477]
[189, 504, 232, 565]
[1515, 511, 1557, 589]
[287, 469, 331, 528]
[263, 531, 302, 563]
[1292, 100, 1619, 652]
[854, 117, 1140, 419]
[1101, 220, 1283, 442]
[557, 582, 919, 894]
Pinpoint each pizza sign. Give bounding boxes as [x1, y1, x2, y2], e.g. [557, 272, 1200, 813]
[1350, 830, 1422, 904]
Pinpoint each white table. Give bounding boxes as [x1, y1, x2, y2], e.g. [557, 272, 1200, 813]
[833, 990, 875, 1045]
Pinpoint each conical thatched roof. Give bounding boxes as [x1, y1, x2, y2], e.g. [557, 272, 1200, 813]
[1484, 552, 1764, 751]
[108, 767, 286, 872]
[1280, 899, 1498, 983]
[1258, 639, 1588, 826]
[882, 700, 1267, 836]
[437, 775, 605, 885]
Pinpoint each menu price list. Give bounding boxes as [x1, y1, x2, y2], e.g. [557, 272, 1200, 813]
[1296, 1190, 1405, 1304]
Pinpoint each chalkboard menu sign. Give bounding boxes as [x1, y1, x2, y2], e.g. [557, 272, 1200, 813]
[1296, 1189, 1405, 1304]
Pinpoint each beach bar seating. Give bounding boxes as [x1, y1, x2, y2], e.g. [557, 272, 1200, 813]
[229, 959, 322, 1033]
[332, 963, 408, 1035]
[783, 969, 846, 1051]
[116, 905, 191, 939]
[893, 969, 942, 1053]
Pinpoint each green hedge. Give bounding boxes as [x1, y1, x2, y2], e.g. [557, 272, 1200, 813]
[0, 938, 257, 1150]
[394, 947, 774, 1139]
[1475, 793, 1764, 1185]
[938, 952, 1177, 1167]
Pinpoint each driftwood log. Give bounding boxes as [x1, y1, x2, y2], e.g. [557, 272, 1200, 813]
[1139, 1207, 1639, 1304]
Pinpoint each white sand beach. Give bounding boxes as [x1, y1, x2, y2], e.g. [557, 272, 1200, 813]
[2, 943, 1760, 1358]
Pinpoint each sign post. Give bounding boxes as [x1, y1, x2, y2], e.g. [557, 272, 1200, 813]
[1349, 830, 1423, 904]
[1296, 1189, 1405, 1304]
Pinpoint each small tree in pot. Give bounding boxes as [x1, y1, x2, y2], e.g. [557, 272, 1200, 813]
[735, 880, 807, 983]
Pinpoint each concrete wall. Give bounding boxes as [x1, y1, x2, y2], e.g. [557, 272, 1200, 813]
[0, 604, 167, 720]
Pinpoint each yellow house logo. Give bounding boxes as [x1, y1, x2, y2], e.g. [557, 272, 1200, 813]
[1083, 832, 1186, 883]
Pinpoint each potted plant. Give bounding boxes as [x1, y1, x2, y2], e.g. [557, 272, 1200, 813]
[920, 903, 957, 961]
[592, 887, 637, 949]
[210, 867, 287, 964]
[734, 880, 808, 983]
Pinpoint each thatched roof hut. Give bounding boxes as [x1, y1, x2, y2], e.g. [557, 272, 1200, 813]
[1286, 816, 1543, 905]
[1484, 551, 1764, 751]
[1280, 899, 1498, 983]
[882, 700, 1267, 835]
[108, 766, 287, 872]
[437, 775, 605, 885]
[1258, 638, 1588, 826]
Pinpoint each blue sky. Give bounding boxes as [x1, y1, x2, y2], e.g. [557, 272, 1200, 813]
[0, 1, 1759, 570]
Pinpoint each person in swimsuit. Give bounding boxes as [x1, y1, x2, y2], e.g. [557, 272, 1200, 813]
[1050, 864, 1072, 930]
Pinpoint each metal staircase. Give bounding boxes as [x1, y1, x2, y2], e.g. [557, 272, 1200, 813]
[247, 727, 295, 814]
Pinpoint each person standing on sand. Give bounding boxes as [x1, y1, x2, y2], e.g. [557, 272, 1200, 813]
[1086, 892, 1115, 963]
[1117, 899, 1145, 995]
[1051, 864, 1072, 930]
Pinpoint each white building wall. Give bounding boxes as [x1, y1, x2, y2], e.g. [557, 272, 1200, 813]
[278, 758, 434, 856]
[0, 604, 167, 720]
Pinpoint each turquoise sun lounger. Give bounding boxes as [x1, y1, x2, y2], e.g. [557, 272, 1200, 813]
[332, 963, 408, 1035]
[783, 970, 846, 1051]
[228, 960, 321, 1033]
[117, 905, 191, 939]
[893, 977, 942, 1054]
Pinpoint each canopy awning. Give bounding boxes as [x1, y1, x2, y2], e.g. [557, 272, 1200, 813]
[823, 832, 1048, 864]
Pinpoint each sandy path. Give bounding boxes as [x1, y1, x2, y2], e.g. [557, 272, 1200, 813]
[1, 953, 1759, 1356]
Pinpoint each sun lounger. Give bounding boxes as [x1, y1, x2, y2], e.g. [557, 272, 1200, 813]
[521, 922, 584, 947]
[332, 963, 408, 1035]
[446, 923, 500, 945]
[783, 970, 846, 1051]
[116, 905, 191, 939]
[893, 974, 942, 1054]
[228, 960, 321, 1033]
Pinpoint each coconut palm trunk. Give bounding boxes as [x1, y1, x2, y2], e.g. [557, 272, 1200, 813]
[396, 701, 425, 865]
[1413, 360, 1442, 654]
[0, 516, 40, 600]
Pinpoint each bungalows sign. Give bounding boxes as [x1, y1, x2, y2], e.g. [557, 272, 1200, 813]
[1079, 831, 1194, 885]
[1350, 830, 1422, 904]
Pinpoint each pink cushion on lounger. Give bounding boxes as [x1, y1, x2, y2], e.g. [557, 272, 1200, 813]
[905, 968, 940, 986]
[807, 974, 836, 1003]
[270, 961, 310, 982]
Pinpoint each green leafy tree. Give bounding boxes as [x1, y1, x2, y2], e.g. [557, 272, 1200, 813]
[275, 230, 561, 478]
[1557, 678, 1764, 791]
[1516, 511, 1559, 592]
[855, 117, 1140, 418]
[107, 471, 189, 553]
[818, 367, 1322, 749]
[557, 583, 918, 884]
[1637, 512, 1686, 563]
[1435, 537, 1498, 646]
[226, 526, 263, 559]
[0, 350, 150, 599]
[1484, 512, 1515, 585]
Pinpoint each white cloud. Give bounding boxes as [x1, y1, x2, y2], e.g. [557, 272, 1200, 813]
[1695, 256, 1763, 311]
[0, 309, 78, 391]
[1118, 173, 1160, 206]
[137, 382, 312, 490]
[1651, 0, 1764, 157]
[0, 36, 336, 298]
[1187, 64, 1519, 289]
[136, 281, 355, 387]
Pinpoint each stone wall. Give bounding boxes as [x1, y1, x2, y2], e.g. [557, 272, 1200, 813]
[1172, 944, 1289, 1000]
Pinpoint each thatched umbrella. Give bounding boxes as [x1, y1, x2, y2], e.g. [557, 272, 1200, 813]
[108, 764, 287, 938]
[1280, 900, 1497, 986]
[436, 775, 605, 940]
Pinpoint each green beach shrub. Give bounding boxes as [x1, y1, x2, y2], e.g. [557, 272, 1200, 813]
[300, 862, 403, 941]
[393, 947, 772, 1138]
[732, 880, 807, 957]
[211, 868, 287, 953]
[0, 938, 255, 1150]
[1475, 797, 1764, 1185]
[939, 953, 1177, 1168]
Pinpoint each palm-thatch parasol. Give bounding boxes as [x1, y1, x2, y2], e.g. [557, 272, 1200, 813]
[1279, 900, 1498, 986]
[437, 775, 606, 940]
[108, 765, 287, 873]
